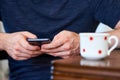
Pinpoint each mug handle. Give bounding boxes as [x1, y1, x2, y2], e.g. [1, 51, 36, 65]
[108, 36, 119, 55]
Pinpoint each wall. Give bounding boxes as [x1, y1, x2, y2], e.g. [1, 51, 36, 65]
[0, 21, 9, 80]
[0, 22, 4, 32]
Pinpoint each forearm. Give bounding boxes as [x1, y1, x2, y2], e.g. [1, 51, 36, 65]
[0, 32, 9, 51]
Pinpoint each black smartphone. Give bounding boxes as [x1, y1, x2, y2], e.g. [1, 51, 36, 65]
[27, 38, 51, 46]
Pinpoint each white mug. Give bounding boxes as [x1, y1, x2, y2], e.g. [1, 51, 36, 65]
[79, 33, 118, 60]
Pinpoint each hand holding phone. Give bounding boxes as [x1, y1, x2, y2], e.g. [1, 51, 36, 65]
[27, 38, 51, 46]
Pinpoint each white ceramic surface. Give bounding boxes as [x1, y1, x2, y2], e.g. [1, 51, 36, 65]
[80, 33, 118, 60]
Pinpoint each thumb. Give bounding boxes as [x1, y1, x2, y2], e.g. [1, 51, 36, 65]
[21, 31, 37, 38]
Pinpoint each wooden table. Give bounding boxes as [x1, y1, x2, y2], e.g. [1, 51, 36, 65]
[51, 49, 120, 80]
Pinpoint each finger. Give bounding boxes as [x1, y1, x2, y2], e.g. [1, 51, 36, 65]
[16, 45, 42, 56]
[25, 50, 43, 56]
[19, 39, 41, 51]
[61, 55, 70, 59]
[11, 51, 31, 60]
[14, 50, 42, 60]
[16, 52, 31, 59]
[14, 42, 42, 57]
[16, 52, 40, 59]
[42, 37, 68, 49]
[47, 51, 72, 57]
[47, 47, 80, 58]
[41, 42, 73, 53]
[14, 56, 30, 60]
[21, 31, 37, 38]
[14, 48, 32, 58]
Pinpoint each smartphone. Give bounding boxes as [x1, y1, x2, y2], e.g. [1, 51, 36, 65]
[27, 38, 51, 46]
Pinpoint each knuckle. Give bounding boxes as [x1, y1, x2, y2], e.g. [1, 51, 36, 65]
[54, 35, 59, 39]
[14, 46, 19, 51]
[14, 51, 19, 56]
[48, 53, 56, 56]
[66, 51, 71, 56]
[53, 54, 58, 57]
[65, 38, 69, 42]
[14, 46, 20, 51]
[23, 45, 31, 50]
[12, 55, 19, 60]
[13, 52, 21, 60]
[64, 45, 71, 50]
[24, 45, 29, 49]
[29, 52, 33, 55]
[29, 52, 37, 56]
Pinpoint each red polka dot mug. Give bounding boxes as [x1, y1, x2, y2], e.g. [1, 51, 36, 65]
[80, 33, 118, 60]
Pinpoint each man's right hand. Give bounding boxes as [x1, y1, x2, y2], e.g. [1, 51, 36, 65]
[0, 31, 42, 60]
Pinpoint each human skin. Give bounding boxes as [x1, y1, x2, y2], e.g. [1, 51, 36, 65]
[0, 21, 120, 60]
[41, 21, 120, 58]
[0, 31, 42, 60]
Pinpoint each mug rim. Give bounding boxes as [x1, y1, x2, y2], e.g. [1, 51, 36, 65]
[80, 33, 109, 36]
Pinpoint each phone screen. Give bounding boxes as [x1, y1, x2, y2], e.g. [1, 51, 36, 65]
[27, 38, 51, 46]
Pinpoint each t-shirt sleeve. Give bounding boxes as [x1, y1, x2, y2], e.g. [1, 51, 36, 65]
[94, 0, 120, 28]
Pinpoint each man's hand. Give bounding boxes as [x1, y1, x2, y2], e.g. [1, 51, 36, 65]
[41, 30, 80, 59]
[108, 21, 120, 48]
[0, 31, 42, 60]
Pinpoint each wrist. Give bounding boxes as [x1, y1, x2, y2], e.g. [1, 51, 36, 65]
[0, 32, 9, 50]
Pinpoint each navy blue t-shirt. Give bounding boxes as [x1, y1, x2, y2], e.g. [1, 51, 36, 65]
[0, 0, 120, 80]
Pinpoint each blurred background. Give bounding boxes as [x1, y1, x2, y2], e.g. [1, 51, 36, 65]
[0, 21, 9, 80]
